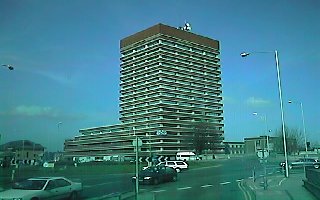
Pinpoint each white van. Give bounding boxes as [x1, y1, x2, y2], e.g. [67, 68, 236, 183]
[176, 152, 198, 161]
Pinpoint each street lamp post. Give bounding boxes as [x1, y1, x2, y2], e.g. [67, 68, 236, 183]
[57, 122, 62, 153]
[288, 100, 308, 157]
[253, 112, 269, 152]
[241, 50, 289, 178]
[253, 112, 269, 190]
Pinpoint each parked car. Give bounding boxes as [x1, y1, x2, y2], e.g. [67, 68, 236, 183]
[133, 165, 177, 185]
[142, 160, 188, 172]
[0, 177, 82, 200]
[280, 158, 320, 169]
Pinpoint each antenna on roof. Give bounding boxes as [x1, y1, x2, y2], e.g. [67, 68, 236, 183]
[177, 21, 192, 32]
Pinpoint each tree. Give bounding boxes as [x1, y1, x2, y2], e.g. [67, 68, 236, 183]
[192, 121, 219, 155]
[273, 126, 303, 154]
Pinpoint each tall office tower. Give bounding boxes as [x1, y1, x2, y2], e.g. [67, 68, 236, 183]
[119, 23, 224, 155]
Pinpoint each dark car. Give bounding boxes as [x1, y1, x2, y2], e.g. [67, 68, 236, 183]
[280, 158, 320, 169]
[132, 165, 177, 185]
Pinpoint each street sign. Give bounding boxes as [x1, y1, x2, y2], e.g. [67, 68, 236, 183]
[132, 138, 143, 147]
[257, 150, 269, 159]
[156, 130, 167, 136]
[158, 156, 163, 163]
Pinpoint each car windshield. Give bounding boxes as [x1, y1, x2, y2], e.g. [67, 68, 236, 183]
[12, 180, 47, 190]
[143, 167, 158, 173]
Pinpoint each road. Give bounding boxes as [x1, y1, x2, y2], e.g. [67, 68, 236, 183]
[79, 156, 266, 200]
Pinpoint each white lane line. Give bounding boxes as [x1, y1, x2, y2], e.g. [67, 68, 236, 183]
[268, 172, 273, 175]
[190, 164, 222, 171]
[177, 186, 192, 190]
[201, 184, 213, 188]
[153, 189, 166, 193]
[83, 182, 118, 188]
[220, 181, 231, 185]
[236, 179, 243, 182]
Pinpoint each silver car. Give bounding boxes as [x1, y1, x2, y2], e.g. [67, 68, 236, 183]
[288, 158, 320, 169]
[0, 177, 82, 200]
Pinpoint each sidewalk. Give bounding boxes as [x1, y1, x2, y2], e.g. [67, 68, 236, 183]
[244, 172, 318, 200]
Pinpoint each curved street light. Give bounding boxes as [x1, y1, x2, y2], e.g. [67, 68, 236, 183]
[2, 64, 14, 70]
[241, 50, 289, 178]
[253, 112, 269, 152]
[288, 100, 308, 157]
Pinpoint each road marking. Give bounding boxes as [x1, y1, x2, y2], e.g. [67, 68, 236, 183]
[153, 189, 166, 193]
[268, 172, 273, 175]
[83, 181, 121, 188]
[201, 184, 213, 188]
[279, 178, 287, 186]
[177, 186, 192, 190]
[190, 164, 222, 171]
[220, 181, 231, 185]
[238, 181, 252, 200]
[236, 179, 243, 182]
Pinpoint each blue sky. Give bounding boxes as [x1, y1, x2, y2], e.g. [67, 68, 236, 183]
[1, 0, 319, 151]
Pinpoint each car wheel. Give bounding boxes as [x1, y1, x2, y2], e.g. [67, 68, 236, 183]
[172, 175, 177, 182]
[153, 178, 159, 185]
[31, 198, 39, 200]
[175, 168, 181, 173]
[69, 191, 78, 200]
[314, 165, 319, 169]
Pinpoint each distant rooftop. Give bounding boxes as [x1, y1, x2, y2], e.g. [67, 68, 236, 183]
[0, 140, 45, 151]
[120, 23, 219, 49]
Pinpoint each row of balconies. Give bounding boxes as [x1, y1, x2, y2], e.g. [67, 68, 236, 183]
[119, 102, 223, 116]
[120, 61, 221, 85]
[66, 134, 224, 150]
[120, 98, 223, 113]
[120, 85, 222, 102]
[120, 53, 221, 78]
[119, 104, 223, 118]
[120, 79, 222, 95]
[120, 71, 222, 90]
[120, 37, 219, 63]
[120, 92, 222, 108]
[119, 96, 222, 111]
[159, 47, 220, 65]
[120, 36, 219, 62]
[76, 120, 224, 140]
[121, 67, 221, 90]
[119, 115, 224, 126]
[159, 35, 219, 53]
[120, 84, 222, 101]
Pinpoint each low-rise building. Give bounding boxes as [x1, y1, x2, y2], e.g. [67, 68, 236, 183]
[0, 140, 45, 166]
[244, 136, 298, 155]
[224, 141, 245, 155]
